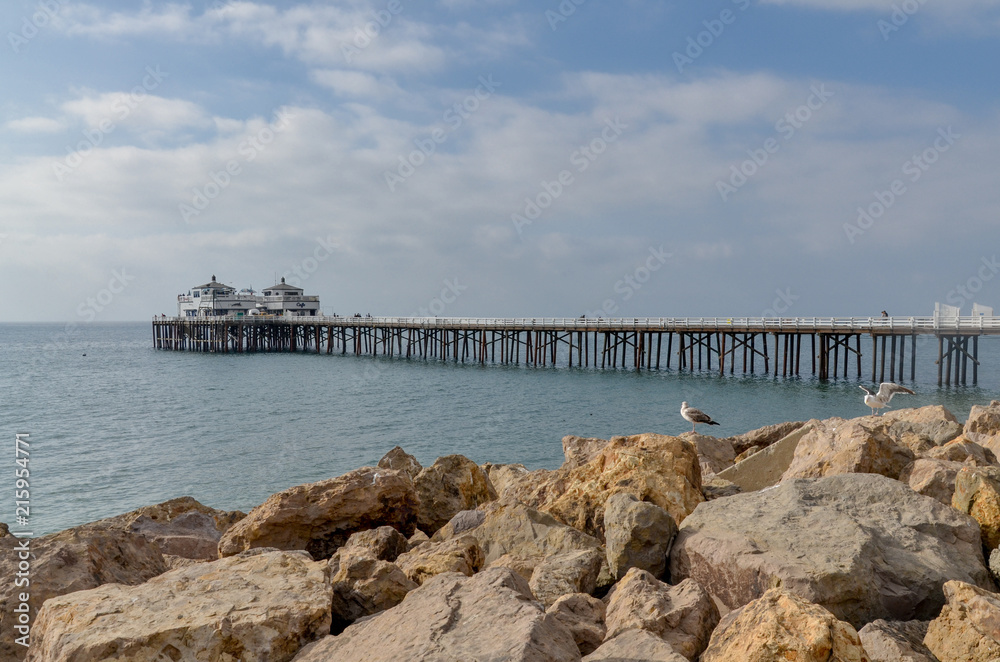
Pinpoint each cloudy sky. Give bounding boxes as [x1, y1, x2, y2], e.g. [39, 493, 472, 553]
[2, 0, 1000, 322]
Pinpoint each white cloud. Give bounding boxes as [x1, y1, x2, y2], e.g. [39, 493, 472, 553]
[4, 117, 66, 133]
[310, 70, 403, 99]
[61, 93, 212, 134]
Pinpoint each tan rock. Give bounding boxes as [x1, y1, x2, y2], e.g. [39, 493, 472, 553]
[489, 553, 543, 583]
[583, 628, 687, 661]
[924, 437, 997, 465]
[782, 417, 915, 481]
[682, 432, 736, 477]
[881, 405, 963, 453]
[724, 420, 808, 455]
[901, 458, 966, 505]
[529, 548, 605, 608]
[340, 526, 408, 562]
[952, 465, 1000, 550]
[329, 548, 417, 633]
[604, 492, 677, 581]
[924, 580, 1000, 662]
[963, 402, 1000, 452]
[26, 550, 332, 662]
[858, 620, 936, 662]
[0, 523, 167, 661]
[291, 567, 581, 662]
[701, 476, 741, 501]
[699, 588, 869, 662]
[395, 535, 484, 585]
[377, 445, 422, 479]
[413, 454, 497, 534]
[218, 466, 419, 560]
[604, 569, 719, 661]
[716, 423, 812, 492]
[562, 435, 613, 470]
[546, 593, 607, 656]
[483, 462, 537, 498]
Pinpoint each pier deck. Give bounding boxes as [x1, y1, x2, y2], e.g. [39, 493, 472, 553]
[152, 316, 1000, 385]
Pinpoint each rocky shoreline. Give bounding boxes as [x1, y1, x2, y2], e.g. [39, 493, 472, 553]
[5, 402, 1000, 661]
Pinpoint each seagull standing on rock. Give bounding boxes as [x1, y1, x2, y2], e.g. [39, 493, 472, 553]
[681, 401, 720, 434]
[859, 382, 915, 416]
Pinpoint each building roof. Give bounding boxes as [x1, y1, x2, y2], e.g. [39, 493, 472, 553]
[264, 277, 303, 292]
[193, 275, 231, 290]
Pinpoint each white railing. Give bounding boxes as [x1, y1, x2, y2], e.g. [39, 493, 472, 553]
[152, 315, 1000, 334]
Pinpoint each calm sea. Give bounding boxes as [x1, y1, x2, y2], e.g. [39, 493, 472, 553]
[2, 322, 998, 535]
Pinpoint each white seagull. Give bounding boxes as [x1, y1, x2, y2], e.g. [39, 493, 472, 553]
[681, 401, 720, 433]
[859, 382, 915, 416]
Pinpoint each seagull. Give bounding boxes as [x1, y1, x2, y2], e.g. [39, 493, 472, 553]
[859, 382, 915, 416]
[681, 401, 720, 433]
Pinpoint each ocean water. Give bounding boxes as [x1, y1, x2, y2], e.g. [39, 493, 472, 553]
[2, 322, 998, 535]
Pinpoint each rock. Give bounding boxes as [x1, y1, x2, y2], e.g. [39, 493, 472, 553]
[900, 458, 966, 506]
[0, 522, 167, 661]
[218, 466, 419, 560]
[291, 567, 581, 662]
[604, 569, 719, 661]
[340, 526, 408, 562]
[583, 628, 687, 662]
[412, 454, 497, 534]
[329, 548, 417, 633]
[489, 553, 543, 583]
[952, 465, 1000, 550]
[27, 550, 332, 662]
[683, 432, 736, 477]
[992, 548, 1000, 584]
[97, 496, 246, 560]
[882, 405, 964, 453]
[924, 580, 1000, 662]
[604, 492, 677, 581]
[377, 446, 422, 479]
[442, 508, 485, 536]
[546, 593, 607, 656]
[530, 548, 605, 608]
[670, 473, 993, 629]
[562, 435, 612, 470]
[858, 620, 936, 662]
[782, 417, 915, 481]
[701, 477, 741, 501]
[407, 529, 430, 548]
[924, 437, 997, 465]
[963, 402, 1000, 455]
[716, 423, 812, 492]
[483, 462, 537, 498]
[724, 420, 808, 456]
[394, 535, 484, 585]
[699, 588, 869, 662]
[511, 433, 703, 540]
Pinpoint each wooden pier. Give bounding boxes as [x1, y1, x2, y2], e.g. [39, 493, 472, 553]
[152, 316, 1000, 386]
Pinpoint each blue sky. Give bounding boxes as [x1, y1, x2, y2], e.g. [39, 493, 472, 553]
[2, 0, 1000, 321]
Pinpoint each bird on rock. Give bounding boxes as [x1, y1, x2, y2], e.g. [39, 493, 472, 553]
[681, 401, 720, 434]
[859, 382, 915, 416]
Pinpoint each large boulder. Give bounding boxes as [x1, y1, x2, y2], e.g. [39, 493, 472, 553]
[699, 588, 869, 662]
[683, 432, 736, 477]
[394, 535, 484, 585]
[329, 548, 417, 634]
[963, 401, 1000, 456]
[715, 423, 812, 492]
[900, 458, 966, 505]
[377, 446, 422, 479]
[26, 550, 332, 662]
[483, 462, 537, 499]
[782, 417, 915, 481]
[603, 569, 719, 661]
[924, 438, 997, 465]
[412, 454, 497, 534]
[218, 467, 419, 560]
[510, 433, 703, 540]
[881, 405, 964, 453]
[291, 567, 581, 662]
[952, 465, 1000, 550]
[923, 580, 1000, 662]
[724, 420, 808, 456]
[603, 492, 677, 581]
[583, 628, 687, 661]
[546, 593, 607, 657]
[858, 620, 936, 662]
[0, 523, 167, 661]
[529, 548, 605, 608]
[670, 473, 993, 629]
[338, 526, 409, 562]
[562, 435, 612, 470]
